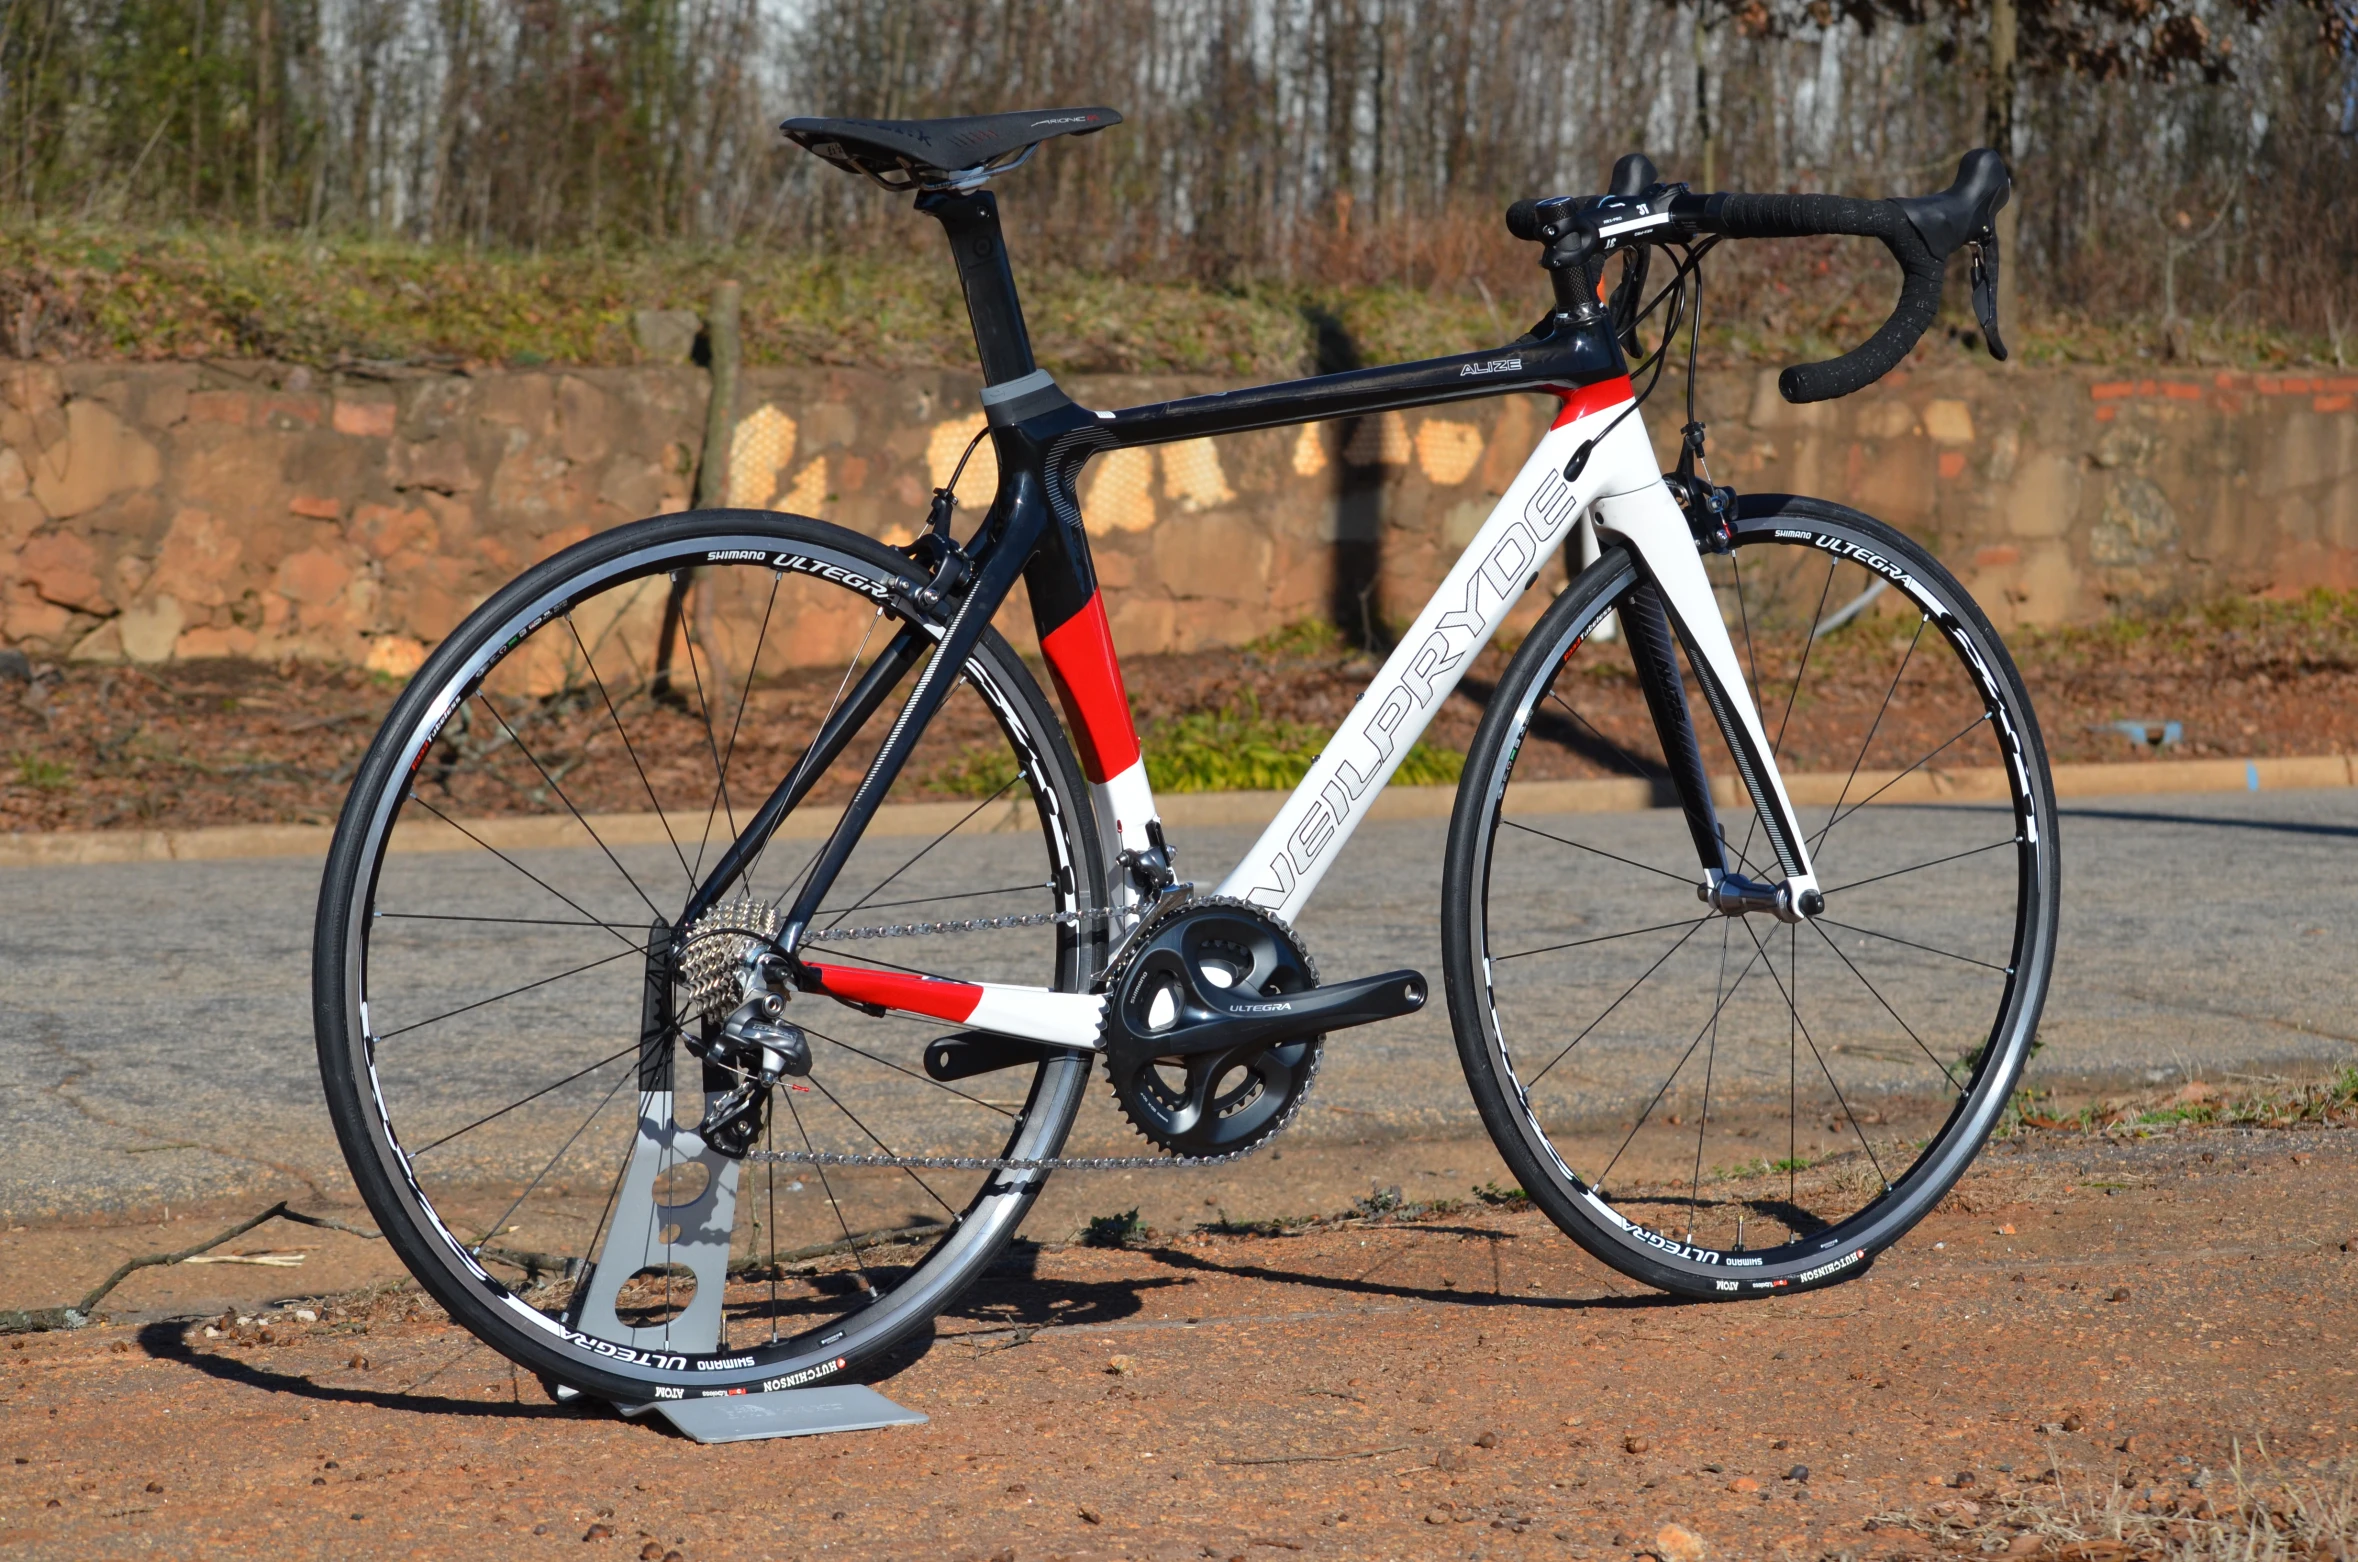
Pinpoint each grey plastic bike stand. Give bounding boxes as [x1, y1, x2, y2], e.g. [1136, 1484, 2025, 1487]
[574, 1089, 740, 1355]
[620, 1385, 929, 1444]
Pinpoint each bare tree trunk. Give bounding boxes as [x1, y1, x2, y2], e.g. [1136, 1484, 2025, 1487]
[1987, 0, 2021, 346]
[1694, 6, 1715, 191]
[253, 0, 274, 226]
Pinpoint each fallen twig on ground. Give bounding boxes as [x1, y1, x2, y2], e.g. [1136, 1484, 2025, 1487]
[0, 1200, 380, 1335]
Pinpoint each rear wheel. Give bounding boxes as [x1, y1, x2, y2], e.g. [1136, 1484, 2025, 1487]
[315, 509, 1105, 1401]
[1443, 496, 2058, 1299]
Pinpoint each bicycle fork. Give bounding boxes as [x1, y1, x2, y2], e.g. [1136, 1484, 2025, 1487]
[1586, 418, 1823, 920]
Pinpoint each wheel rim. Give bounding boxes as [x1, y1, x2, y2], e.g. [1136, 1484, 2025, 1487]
[1468, 506, 2052, 1285]
[327, 522, 1099, 1387]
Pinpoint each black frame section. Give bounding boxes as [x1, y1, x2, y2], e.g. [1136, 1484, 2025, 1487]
[685, 188, 1635, 967]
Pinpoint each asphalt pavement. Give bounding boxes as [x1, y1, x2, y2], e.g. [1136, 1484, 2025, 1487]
[1, 788, 2352, 1225]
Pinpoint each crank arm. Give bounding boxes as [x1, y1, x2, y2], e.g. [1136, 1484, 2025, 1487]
[924, 1031, 1059, 1081]
[1146, 968, 1428, 1059]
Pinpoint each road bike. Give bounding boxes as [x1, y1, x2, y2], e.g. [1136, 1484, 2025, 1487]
[314, 105, 2057, 1406]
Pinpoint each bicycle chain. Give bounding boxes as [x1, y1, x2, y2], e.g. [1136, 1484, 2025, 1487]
[741, 1142, 1268, 1173]
[800, 906, 1114, 942]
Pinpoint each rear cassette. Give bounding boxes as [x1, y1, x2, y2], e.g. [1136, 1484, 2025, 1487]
[1101, 897, 1324, 1157]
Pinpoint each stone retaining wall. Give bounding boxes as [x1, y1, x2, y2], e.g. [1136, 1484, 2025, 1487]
[2, 355, 2352, 671]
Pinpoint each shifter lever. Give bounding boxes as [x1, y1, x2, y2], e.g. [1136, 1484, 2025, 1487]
[1970, 237, 2008, 361]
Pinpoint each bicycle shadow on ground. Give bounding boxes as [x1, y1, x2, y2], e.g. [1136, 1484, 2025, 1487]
[1130, 1232, 1692, 1314]
[133, 1318, 582, 1421]
[929, 1238, 1194, 1335]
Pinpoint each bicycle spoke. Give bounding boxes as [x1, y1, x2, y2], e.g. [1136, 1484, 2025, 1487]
[566, 611, 696, 889]
[682, 605, 738, 881]
[712, 571, 784, 898]
[567, 1114, 643, 1320]
[1544, 690, 1657, 780]
[1687, 920, 1733, 1240]
[804, 1073, 960, 1219]
[1500, 816, 1694, 887]
[469, 1063, 635, 1254]
[1728, 550, 1765, 714]
[1737, 918, 1891, 1192]
[804, 1024, 1018, 1119]
[1814, 712, 1994, 844]
[1820, 837, 2017, 898]
[1812, 614, 1928, 847]
[1525, 916, 1713, 1089]
[820, 774, 1023, 929]
[1814, 916, 2008, 973]
[783, 1090, 879, 1300]
[765, 1111, 780, 1342]
[474, 692, 667, 925]
[750, 606, 889, 893]
[1730, 556, 1838, 878]
[1773, 557, 1840, 758]
[1592, 937, 1766, 1195]
[410, 1040, 646, 1157]
[401, 792, 642, 954]
[1808, 919, 1968, 1094]
[378, 911, 650, 932]
[376, 945, 645, 1042]
[1496, 914, 1723, 964]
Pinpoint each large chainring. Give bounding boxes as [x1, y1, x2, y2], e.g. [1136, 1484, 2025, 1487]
[1102, 897, 1324, 1157]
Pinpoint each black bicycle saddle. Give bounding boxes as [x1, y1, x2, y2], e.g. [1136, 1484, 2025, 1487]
[783, 107, 1123, 191]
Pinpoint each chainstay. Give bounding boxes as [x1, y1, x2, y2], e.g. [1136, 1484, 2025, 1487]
[740, 1141, 1266, 1172]
[761, 891, 1294, 1170]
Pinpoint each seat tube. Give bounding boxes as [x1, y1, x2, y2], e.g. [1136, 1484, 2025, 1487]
[916, 189, 1040, 387]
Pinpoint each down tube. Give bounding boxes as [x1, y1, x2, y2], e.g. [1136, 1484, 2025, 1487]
[1213, 396, 1638, 922]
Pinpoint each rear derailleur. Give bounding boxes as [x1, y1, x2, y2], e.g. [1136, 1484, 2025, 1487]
[678, 900, 810, 1158]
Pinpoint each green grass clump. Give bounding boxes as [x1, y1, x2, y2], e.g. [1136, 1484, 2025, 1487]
[923, 744, 1029, 800]
[11, 752, 72, 791]
[1143, 698, 1463, 794]
[1079, 1208, 1148, 1248]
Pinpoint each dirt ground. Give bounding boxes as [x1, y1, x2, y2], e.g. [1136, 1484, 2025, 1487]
[3, 1117, 2354, 1562]
[3, 603, 2355, 835]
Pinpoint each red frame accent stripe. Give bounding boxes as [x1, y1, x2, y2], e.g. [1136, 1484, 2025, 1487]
[809, 964, 983, 1024]
[1037, 590, 1141, 784]
[1549, 374, 1636, 430]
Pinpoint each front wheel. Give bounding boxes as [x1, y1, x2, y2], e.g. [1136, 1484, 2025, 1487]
[1443, 496, 2058, 1299]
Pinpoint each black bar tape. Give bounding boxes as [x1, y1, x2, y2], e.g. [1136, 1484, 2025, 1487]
[1708, 193, 1945, 404]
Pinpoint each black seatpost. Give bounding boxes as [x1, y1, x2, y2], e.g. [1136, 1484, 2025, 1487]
[915, 188, 1039, 386]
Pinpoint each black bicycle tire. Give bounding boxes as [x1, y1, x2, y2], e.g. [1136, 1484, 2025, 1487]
[314, 507, 1106, 1401]
[1442, 495, 2059, 1300]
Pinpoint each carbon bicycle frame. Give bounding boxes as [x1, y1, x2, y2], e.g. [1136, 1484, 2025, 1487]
[683, 187, 1823, 1048]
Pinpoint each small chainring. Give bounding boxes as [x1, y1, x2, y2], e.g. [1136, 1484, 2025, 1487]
[1102, 897, 1323, 1157]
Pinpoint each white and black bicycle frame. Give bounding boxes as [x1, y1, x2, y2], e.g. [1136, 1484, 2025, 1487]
[678, 186, 1823, 1046]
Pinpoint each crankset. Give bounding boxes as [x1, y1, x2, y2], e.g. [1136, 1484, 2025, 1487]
[1101, 897, 1425, 1156]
